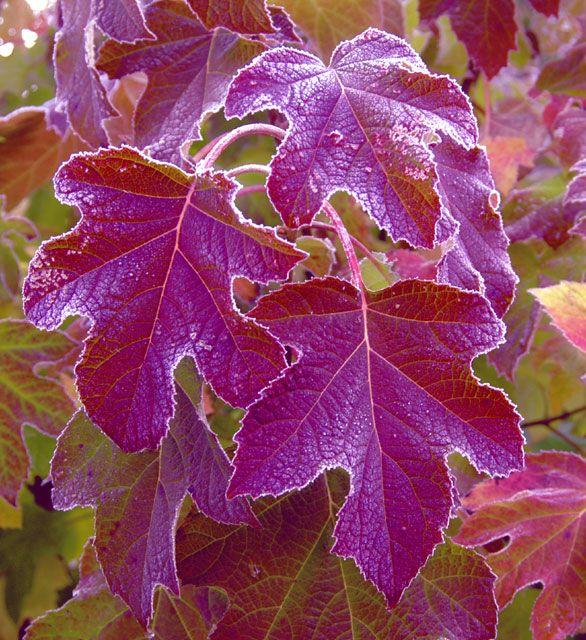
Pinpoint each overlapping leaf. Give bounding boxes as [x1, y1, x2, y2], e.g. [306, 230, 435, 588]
[23, 147, 303, 451]
[24, 539, 229, 639]
[419, 0, 517, 78]
[187, 0, 274, 35]
[225, 28, 477, 248]
[97, 0, 264, 164]
[536, 43, 586, 98]
[456, 451, 586, 640]
[0, 106, 82, 213]
[0, 320, 77, 505]
[51, 359, 255, 624]
[229, 277, 523, 607]
[177, 471, 497, 639]
[433, 135, 517, 318]
[93, 0, 153, 42]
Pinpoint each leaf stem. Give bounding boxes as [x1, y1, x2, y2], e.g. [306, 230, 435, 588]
[522, 407, 586, 455]
[198, 124, 286, 169]
[303, 221, 394, 286]
[323, 202, 365, 296]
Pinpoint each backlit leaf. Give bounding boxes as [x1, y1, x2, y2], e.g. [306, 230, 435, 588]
[0, 320, 76, 505]
[177, 471, 497, 639]
[97, 0, 264, 164]
[419, 0, 518, 78]
[93, 0, 153, 42]
[187, 0, 274, 35]
[456, 451, 586, 640]
[229, 277, 523, 607]
[51, 361, 256, 624]
[225, 28, 477, 248]
[0, 106, 82, 213]
[433, 135, 517, 318]
[24, 147, 303, 452]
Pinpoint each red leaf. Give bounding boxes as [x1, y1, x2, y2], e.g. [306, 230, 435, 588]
[456, 451, 586, 640]
[24, 147, 303, 451]
[186, 0, 274, 35]
[536, 43, 586, 98]
[419, 0, 518, 78]
[229, 277, 523, 606]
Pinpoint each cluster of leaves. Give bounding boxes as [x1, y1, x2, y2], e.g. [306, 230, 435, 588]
[1, 0, 586, 638]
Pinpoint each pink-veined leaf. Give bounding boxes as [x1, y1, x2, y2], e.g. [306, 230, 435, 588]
[0, 320, 77, 505]
[51, 360, 256, 624]
[53, 0, 118, 148]
[177, 470, 497, 639]
[96, 0, 264, 164]
[23, 147, 303, 452]
[456, 451, 586, 640]
[186, 0, 274, 35]
[225, 28, 477, 248]
[419, 0, 518, 78]
[228, 277, 523, 607]
[432, 134, 517, 318]
[530, 280, 586, 355]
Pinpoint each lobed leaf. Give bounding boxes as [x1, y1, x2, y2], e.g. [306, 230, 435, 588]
[229, 277, 523, 607]
[0, 320, 77, 505]
[97, 0, 265, 164]
[51, 360, 256, 624]
[433, 134, 517, 318]
[177, 471, 498, 639]
[23, 146, 304, 452]
[419, 0, 518, 78]
[187, 0, 274, 35]
[93, 0, 153, 42]
[456, 451, 586, 640]
[225, 28, 477, 248]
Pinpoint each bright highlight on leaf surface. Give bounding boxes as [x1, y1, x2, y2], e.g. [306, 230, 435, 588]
[177, 471, 498, 639]
[229, 276, 523, 607]
[23, 146, 304, 452]
[51, 359, 255, 624]
[456, 451, 586, 640]
[0, 320, 77, 505]
[187, 0, 274, 35]
[97, 0, 265, 164]
[225, 28, 477, 248]
[530, 280, 586, 354]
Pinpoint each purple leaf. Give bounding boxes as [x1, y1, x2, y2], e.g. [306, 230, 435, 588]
[186, 0, 274, 35]
[94, 0, 153, 42]
[229, 277, 523, 607]
[54, 0, 118, 147]
[24, 147, 303, 451]
[96, 0, 264, 164]
[51, 360, 256, 624]
[433, 135, 517, 318]
[225, 28, 477, 248]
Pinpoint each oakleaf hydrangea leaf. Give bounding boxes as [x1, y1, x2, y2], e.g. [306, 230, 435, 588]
[419, 0, 518, 79]
[177, 471, 497, 639]
[229, 277, 523, 607]
[97, 0, 264, 164]
[23, 147, 303, 452]
[53, 0, 118, 148]
[0, 320, 77, 505]
[433, 135, 517, 318]
[51, 361, 255, 624]
[225, 28, 477, 248]
[456, 451, 586, 640]
[187, 0, 275, 35]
